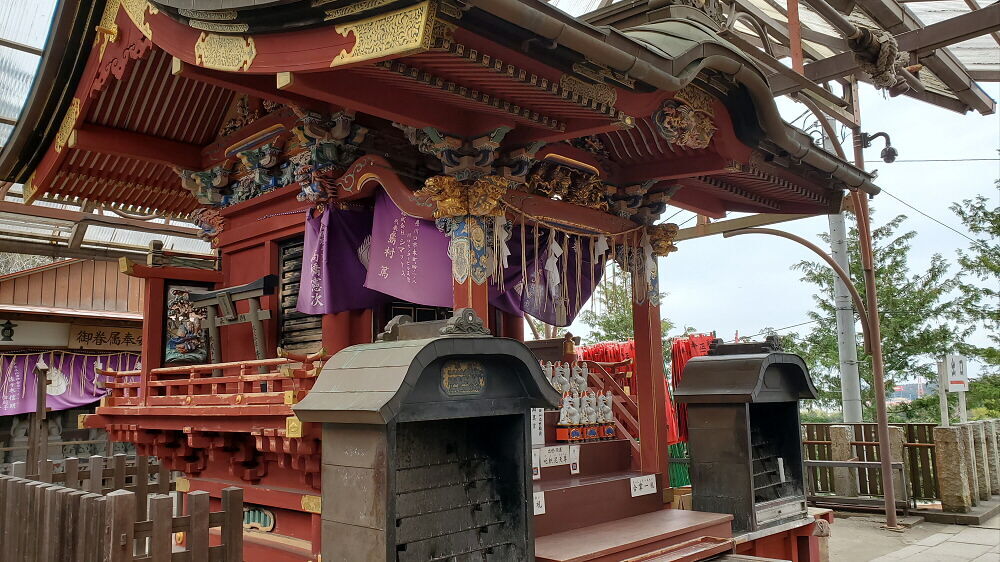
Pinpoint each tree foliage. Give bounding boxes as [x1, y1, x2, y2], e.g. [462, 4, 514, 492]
[890, 373, 1000, 423]
[577, 265, 676, 346]
[787, 214, 966, 419]
[951, 193, 1000, 373]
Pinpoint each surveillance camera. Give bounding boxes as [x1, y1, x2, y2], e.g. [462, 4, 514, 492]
[881, 146, 898, 164]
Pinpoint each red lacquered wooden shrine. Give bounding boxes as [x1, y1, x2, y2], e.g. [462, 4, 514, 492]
[0, 0, 870, 560]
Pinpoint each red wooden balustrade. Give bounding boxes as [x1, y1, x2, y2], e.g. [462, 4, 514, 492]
[97, 350, 329, 409]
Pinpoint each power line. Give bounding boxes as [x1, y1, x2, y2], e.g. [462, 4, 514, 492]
[878, 187, 979, 245]
[887, 158, 999, 163]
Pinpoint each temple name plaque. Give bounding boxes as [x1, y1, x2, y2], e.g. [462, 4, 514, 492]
[440, 359, 486, 396]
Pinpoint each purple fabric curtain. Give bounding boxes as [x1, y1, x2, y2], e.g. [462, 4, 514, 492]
[364, 192, 454, 308]
[296, 206, 389, 315]
[0, 352, 140, 415]
[489, 226, 603, 327]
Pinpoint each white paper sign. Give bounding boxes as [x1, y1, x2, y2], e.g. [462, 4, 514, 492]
[945, 354, 969, 392]
[533, 491, 546, 515]
[530, 408, 545, 446]
[569, 445, 581, 475]
[630, 474, 657, 497]
[531, 448, 541, 481]
[540, 445, 570, 467]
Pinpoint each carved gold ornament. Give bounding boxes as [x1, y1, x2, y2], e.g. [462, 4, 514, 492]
[194, 33, 257, 72]
[54, 98, 81, 153]
[653, 85, 717, 150]
[525, 162, 608, 211]
[416, 175, 509, 218]
[331, 1, 438, 67]
[300, 495, 322, 514]
[120, 0, 158, 39]
[189, 21, 250, 33]
[323, 0, 398, 21]
[560, 74, 617, 107]
[648, 223, 680, 256]
[96, 1, 120, 60]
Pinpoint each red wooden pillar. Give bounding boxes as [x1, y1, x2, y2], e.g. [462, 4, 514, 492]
[631, 281, 669, 477]
[139, 277, 165, 405]
[453, 277, 490, 328]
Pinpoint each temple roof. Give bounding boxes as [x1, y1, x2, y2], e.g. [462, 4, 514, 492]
[0, 0, 882, 218]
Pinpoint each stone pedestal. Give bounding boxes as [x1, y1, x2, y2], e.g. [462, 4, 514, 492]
[960, 423, 979, 506]
[983, 419, 1000, 496]
[933, 426, 971, 513]
[972, 422, 992, 500]
[888, 425, 906, 501]
[829, 425, 858, 497]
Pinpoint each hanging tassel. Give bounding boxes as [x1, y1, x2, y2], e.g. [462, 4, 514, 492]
[520, 214, 527, 298]
[575, 236, 582, 314]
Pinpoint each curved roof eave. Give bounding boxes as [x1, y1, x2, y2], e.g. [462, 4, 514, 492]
[469, 0, 880, 195]
[0, 0, 106, 184]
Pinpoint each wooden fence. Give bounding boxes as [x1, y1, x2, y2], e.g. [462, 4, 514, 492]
[802, 423, 939, 501]
[0, 455, 243, 561]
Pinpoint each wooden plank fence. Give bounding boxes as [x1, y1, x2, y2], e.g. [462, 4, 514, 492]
[0, 455, 243, 561]
[801, 423, 939, 501]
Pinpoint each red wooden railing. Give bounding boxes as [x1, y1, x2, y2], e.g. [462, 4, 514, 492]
[98, 349, 328, 409]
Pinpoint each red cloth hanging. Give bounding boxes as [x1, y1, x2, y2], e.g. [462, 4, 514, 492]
[670, 334, 716, 442]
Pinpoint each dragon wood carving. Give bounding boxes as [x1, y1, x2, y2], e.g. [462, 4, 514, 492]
[653, 85, 717, 150]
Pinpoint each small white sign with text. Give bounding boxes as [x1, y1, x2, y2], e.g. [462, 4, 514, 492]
[630, 474, 657, 497]
[533, 491, 546, 515]
[531, 448, 541, 481]
[530, 408, 545, 446]
[569, 445, 581, 475]
[540, 445, 570, 467]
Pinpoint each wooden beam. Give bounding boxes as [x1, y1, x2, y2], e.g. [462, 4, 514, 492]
[0, 36, 42, 56]
[69, 124, 204, 170]
[615, 153, 731, 185]
[171, 58, 325, 113]
[0, 239, 147, 261]
[970, 70, 1000, 82]
[0, 201, 201, 239]
[674, 213, 816, 241]
[803, 5, 1000, 90]
[277, 70, 489, 136]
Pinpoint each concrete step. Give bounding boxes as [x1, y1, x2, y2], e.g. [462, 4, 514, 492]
[534, 508, 733, 562]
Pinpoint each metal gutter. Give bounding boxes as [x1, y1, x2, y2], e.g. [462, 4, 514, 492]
[470, 0, 880, 194]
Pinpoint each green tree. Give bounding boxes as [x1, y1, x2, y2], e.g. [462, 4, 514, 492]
[577, 265, 675, 345]
[951, 193, 1000, 373]
[788, 214, 966, 418]
[890, 373, 1000, 423]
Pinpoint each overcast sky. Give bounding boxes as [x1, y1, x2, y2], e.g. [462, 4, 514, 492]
[613, 84, 1000, 381]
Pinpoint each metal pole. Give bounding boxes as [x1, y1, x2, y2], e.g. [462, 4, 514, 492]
[850, 127, 899, 529]
[822, 125, 864, 424]
[937, 360, 949, 427]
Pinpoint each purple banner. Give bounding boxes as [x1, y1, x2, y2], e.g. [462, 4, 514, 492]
[0, 351, 140, 416]
[365, 192, 453, 308]
[297, 206, 390, 315]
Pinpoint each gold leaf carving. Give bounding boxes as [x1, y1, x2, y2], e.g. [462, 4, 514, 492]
[194, 33, 257, 72]
[331, 1, 437, 67]
[120, 0, 156, 39]
[560, 74, 617, 106]
[300, 495, 322, 514]
[653, 85, 717, 150]
[648, 223, 680, 257]
[188, 20, 250, 33]
[416, 175, 508, 218]
[96, 1, 120, 60]
[178, 9, 237, 21]
[54, 98, 81, 153]
[324, 0, 397, 21]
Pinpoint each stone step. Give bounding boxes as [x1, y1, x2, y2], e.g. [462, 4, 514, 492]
[533, 471, 666, 536]
[534, 509, 733, 562]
